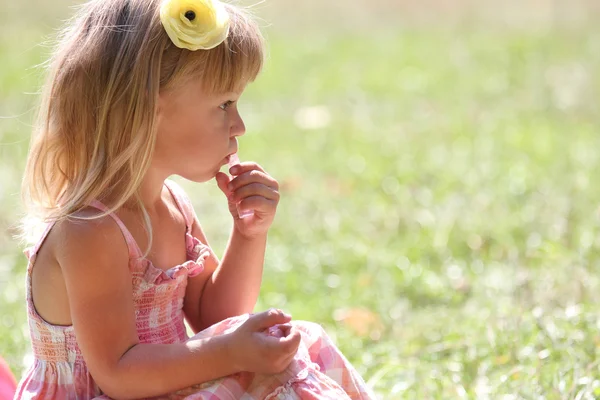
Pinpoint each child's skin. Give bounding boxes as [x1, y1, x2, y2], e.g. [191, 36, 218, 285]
[30, 77, 299, 398]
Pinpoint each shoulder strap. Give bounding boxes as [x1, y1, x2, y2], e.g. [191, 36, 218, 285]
[25, 201, 143, 263]
[88, 200, 143, 258]
[24, 221, 56, 262]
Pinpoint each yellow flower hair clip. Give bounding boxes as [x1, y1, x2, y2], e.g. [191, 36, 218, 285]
[160, 0, 230, 51]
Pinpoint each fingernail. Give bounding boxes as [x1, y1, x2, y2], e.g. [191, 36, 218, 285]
[230, 166, 240, 174]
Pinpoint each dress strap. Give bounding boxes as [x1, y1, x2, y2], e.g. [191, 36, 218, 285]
[164, 179, 194, 234]
[24, 221, 57, 263]
[24, 200, 143, 263]
[88, 200, 143, 259]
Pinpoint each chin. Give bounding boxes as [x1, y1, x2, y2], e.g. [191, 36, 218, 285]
[177, 170, 213, 184]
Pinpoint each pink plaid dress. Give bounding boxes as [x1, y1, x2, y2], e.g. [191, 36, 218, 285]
[15, 180, 376, 400]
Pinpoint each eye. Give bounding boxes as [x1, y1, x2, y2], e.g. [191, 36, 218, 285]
[219, 100, 234, 111]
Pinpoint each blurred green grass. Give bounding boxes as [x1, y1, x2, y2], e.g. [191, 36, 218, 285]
[2, 1, 600, 398]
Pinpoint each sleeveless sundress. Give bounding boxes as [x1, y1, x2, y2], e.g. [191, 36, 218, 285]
[14, 179, 377, 400]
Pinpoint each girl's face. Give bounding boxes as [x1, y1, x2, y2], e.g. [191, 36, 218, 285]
[153, 79, 246, 182]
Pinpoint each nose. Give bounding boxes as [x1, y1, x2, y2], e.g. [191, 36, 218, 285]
[230, 109, 246, 138]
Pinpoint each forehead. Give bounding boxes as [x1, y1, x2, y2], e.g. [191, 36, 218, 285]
[201, 80, 248, 98]
[162, 78, 244, 99]
[175, 73, 251, 100]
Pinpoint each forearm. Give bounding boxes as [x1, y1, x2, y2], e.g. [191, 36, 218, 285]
[102, 334, 235, 399]
[200, 229, 267, 327]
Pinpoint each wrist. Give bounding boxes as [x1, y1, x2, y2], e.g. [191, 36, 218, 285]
[232, 226, 268, 242]
[223, 332, 243, 372]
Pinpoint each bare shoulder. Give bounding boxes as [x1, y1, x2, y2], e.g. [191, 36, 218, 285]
[31, 206, 133, 327]
[51, 207, 130, 273]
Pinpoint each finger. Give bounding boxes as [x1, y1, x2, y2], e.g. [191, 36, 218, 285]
[228, 170, 279, 192]
[245, 309, 292, 332]
[229, 162, 266, 176]
[263, 323, 291, 336]
[280, 326, 301, 345]
[279, 327, 302, 354]
[262, 332, 293, 352]
[276, 323, 293, 337]
[237, 197, 277, 215]
[229, 183, 280, 204]
[267, 323, 292, 338]
[215, 172, 233, 196]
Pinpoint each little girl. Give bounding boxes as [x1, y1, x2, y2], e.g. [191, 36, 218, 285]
[14, 0, 376, 399]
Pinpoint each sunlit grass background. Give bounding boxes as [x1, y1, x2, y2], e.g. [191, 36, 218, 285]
[1, 0, 600, 398]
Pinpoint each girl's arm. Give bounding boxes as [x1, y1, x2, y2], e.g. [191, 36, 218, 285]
[182, 217, 265, 333]
[201, 227, 266, 324]
[184, 162, 279, 333]
[55, 215, 237, 400]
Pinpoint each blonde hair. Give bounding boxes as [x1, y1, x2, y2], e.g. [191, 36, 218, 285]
[20, 0, 264, 254]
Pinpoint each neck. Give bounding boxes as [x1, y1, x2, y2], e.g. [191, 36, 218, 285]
[111, 168, 167, 214]
[136, 168, 169, 214]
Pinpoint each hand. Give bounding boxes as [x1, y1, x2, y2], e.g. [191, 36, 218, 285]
[265, 323, 292, 338]
[226, 309, 301, 374]
[215, 162, 280, 240]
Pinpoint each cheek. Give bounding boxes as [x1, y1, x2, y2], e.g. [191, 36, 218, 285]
[164, 115, 202, 147]
[185, 122, 228, 160]
[154, 117, 194, 160]
[156, 108, 229, 162]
